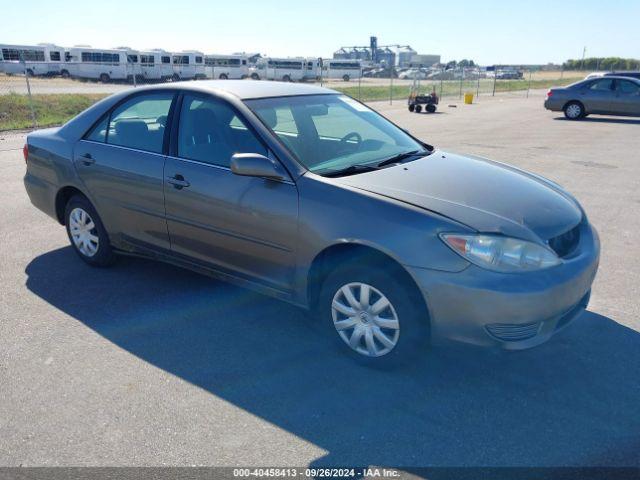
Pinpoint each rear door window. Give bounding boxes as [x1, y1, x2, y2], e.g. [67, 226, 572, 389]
[107, 93, 174, 153]
[589, 79, 614, 91]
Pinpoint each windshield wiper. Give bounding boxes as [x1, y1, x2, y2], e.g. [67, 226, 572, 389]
[376, 149, 430, 168]
[321, 163, 380, 178]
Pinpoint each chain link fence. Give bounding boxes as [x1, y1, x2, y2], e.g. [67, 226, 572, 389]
[0, 53, 601, 132]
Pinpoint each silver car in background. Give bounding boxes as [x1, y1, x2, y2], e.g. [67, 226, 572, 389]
[24, 81, 600, 365]
[545, 76, 640, 119]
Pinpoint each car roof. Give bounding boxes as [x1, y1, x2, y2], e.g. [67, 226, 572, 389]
[133, 80, 338, 100]
[599, 75, 640, 82]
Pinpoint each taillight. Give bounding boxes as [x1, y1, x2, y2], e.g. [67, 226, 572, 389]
[547, 90, 553, 97]
[23, 143, 28, 163]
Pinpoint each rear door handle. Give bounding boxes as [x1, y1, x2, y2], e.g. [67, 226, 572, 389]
[167, 174, 190, 189]
[79, 153, 95, 165]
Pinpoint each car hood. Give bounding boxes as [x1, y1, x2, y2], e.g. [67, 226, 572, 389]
[332, 151, 583, 242]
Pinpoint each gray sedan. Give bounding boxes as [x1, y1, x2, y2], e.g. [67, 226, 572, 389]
[545, 76, 640, 119]
[24, 81, 600, 365]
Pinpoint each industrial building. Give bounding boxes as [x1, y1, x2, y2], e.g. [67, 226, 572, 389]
[333, 36, 440, 68]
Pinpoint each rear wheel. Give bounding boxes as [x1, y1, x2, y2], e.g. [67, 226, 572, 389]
[282, 74, 291, 82]
[318, 264, 429, 366]
[564, 101, 584, 120]
[408, 103, 415, 112]
[172, 73, 180, 82]
[415, 104, 423, 113]
[250, 73, 260, 80]
[64, 195, 116, 267]
[99, 73, 110, 83]
[219, 73, 228, 80]
[426, 104, 437, 113]
[342, 74, 350, 82]
[26, 69, 34, 77]
[61, 70, 70, 78]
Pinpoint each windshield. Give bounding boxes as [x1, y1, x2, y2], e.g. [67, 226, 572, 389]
[245, 94, 428, 175]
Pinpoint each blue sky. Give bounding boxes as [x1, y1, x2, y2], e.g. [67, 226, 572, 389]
[3, 0, 639, 64]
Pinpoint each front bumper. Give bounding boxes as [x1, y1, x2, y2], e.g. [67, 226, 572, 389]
[408, 222, 600, 349]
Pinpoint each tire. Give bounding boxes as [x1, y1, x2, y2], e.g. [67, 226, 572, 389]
[564, 101, 584, 120]
[318, 263, 429, 367]
[219, 73, 228, 80]
[415, 105, 423, 113]
[250, 73, 260, 80]
[64, 195, 116, 267]
[282, 75, 291, 82]
[408, 104, 415, 112]
[26, 69, 34, 77]
[342, 74, 350, 82]
[99, 73, 110, 83]
[61, 69, 70, 78]
[426, 104, 437, 113]
[172, 73, 180, 82]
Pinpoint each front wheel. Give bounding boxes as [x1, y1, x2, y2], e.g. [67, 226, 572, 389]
[64, 195, 116, 267]
[415, 104, 423, 113]
[342, 74, 350, 82]
[564, 101, 584, 120]
[99, 73, 110, 83]
[426, 104, 437, 113]
[318, 265, 429, 366]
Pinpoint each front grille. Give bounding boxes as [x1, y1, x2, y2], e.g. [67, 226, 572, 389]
[486, 322, 541, 342]
[548, 224, 580, 257]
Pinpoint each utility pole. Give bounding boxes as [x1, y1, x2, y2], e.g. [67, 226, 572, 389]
[580, 46, 587, 71]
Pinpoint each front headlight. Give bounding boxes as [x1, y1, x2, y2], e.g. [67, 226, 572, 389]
[440, 233, 561, 273]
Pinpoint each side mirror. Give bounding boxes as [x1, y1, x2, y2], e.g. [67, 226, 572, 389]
[230, 153, 286, 181]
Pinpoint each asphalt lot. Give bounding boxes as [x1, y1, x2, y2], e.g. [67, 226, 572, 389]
[1, 94, 639, 467]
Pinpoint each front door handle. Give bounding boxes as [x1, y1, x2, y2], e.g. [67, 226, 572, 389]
[167, 174, 190, 189]
[79, 153, 95, 165]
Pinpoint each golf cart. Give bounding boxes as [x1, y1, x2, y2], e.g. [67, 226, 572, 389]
[407, 74, 438, 113]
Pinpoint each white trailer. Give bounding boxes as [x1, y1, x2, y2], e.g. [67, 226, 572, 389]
[138, 49, 173, 81]
[321, 59, 362, 82]
[250, 57, 307, 82]
[0, 43, 65, 76]
[171, 51, 206, 80]
[63, 47, 139, 82]
[204, 54, 249, 79]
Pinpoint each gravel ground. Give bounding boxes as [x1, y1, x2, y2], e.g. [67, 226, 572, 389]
[0, 93, 639, 468]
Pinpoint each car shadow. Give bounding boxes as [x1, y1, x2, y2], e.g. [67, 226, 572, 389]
[25, 247, 640, 467]
[553, 116, 640, 125]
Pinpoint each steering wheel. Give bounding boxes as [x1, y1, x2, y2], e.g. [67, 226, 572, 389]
[338, 131, 362, 152]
